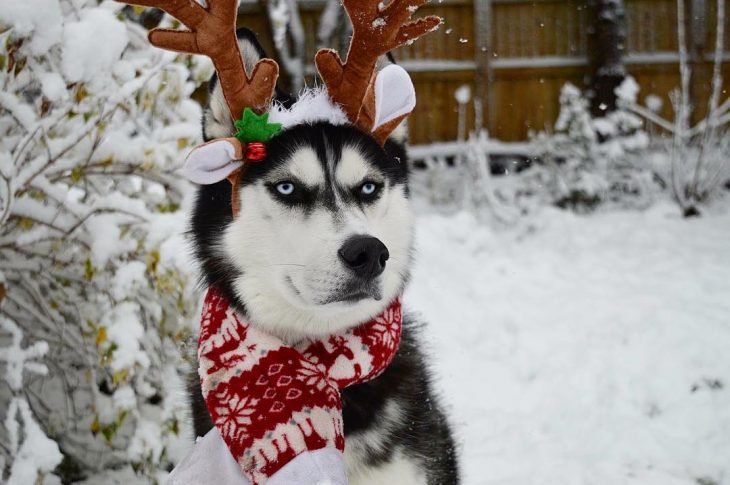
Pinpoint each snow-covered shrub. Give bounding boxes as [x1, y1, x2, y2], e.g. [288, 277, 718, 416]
[0, 317, 63, 485]
[0, 0, 210, 481]
[411, 81, 656, 221]
[459, 130, 523, 224]
[532, 80, 653, 211]
[619, 0, 730, 216]
[409, 132, 532, 227]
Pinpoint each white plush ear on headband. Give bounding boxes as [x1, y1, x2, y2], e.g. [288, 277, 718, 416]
[372, 64, 416, 133]
[184, 138, 243, 185]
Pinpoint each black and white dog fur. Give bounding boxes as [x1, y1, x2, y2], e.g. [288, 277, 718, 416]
[188, 29, 459, 485]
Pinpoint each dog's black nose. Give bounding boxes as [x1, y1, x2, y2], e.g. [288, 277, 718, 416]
[338, 236, 389, 279]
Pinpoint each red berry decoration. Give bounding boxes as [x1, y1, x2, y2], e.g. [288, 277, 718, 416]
[245, 142, 267, 161]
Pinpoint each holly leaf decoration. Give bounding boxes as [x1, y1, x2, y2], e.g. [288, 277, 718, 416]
[234, 108, 282, 143]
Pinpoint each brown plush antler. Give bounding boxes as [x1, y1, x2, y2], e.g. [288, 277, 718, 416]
[118, 0, 279, 120]
[315, 0, 441, 130]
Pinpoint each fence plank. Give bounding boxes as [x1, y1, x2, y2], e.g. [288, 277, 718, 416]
[228, 0, 730, 143]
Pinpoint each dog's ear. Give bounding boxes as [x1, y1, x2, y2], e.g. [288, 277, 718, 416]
[184, 138, 243, 185]
[203, 29, 270, 141]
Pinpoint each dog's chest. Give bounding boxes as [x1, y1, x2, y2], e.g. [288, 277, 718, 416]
[344, 439, 427, 485]
[341, 397, 427, 485]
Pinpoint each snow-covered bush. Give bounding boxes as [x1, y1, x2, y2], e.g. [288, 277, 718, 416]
[620, 0, 730, 216]
[0, 0, 210, 481]
[532, 80, 653, 211]
[410, 80, 657, 221]
[462, 130, 523, 224]
[0, 317, 63, 485]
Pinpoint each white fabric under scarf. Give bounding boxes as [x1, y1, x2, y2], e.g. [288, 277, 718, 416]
[167, 428, 347, 485]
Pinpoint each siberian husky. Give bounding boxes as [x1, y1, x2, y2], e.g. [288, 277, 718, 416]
[188, 29, 459, 485]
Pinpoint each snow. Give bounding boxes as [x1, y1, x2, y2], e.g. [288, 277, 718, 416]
[112, 385, 137, 412]
[397, 59, 476, 72]
[128, 418, 165, 463]
[85, 215, 135, 265]
[407, 201, 730, 485]
[61, 8, 128, 87]
[0, 317, 50, 390]
[372, 17, 386, 29]
[266, 0, 305, 91]
[408, 139, 535, 161]
[1, 317, 63, 484]
[6, 400, 64, 485]
[39, 72, 68, 102]
[615, 76, 640, 104]
[454, 84, 472, 105]
[112, 261, 148, 300]
[0, 0, 63, 54]
[0, 92, 38, 132]
[103, 302, 150, 372]
[645, 94, 664, 113]
[491, 56, 588, 69]
[624, 52, 681, 65]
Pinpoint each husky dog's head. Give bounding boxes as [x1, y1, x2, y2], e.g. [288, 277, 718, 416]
[190, 31, 414, 343]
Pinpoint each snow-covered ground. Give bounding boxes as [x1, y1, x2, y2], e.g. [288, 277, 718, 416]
[407, 201, 730, 485]
[77, 199, 730, 485]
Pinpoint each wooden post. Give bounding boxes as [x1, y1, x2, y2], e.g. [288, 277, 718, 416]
[688, 0, 710, 123]
[586, 0, 627, 117]
[474, 0, 491, 133]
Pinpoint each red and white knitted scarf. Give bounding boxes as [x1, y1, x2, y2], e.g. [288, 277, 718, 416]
[198, 287, 402, 484]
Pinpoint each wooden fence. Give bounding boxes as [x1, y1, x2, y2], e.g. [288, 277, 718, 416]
[234, 0, 730, 144]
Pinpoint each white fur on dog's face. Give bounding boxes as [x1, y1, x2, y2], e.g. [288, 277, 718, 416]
[222, 144, 413, 343]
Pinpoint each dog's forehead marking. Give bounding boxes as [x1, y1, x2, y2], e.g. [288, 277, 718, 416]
[336, 146, 375, 187]
[280, 146, 325, 186]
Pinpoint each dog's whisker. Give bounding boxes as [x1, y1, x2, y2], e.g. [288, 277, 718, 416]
[259, 263, 306, 268]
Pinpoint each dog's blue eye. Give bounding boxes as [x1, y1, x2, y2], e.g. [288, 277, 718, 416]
[276, 182, 295, 195]
[361, 183, 377, 196]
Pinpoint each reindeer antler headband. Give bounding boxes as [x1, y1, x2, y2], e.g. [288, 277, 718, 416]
[118, 0, 440, 213]
[124, 0, 279, 119]
[315, 0, 440, 137]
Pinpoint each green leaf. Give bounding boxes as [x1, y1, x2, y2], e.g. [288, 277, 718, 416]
[234, 108, 282, 143]
[84, 259, 94, 280]
[70, 166, 84, 183]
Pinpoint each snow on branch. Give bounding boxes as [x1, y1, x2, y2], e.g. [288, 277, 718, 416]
[266, 0, 306, 92]
[0, 317, 49, 390]
[0, 317, 63, 484]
